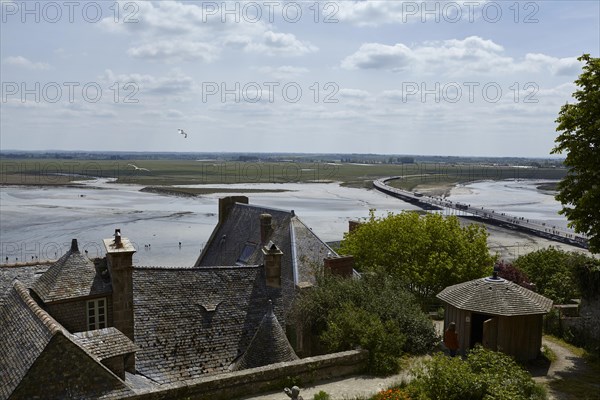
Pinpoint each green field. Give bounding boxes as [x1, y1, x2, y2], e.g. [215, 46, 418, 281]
[386, 164, 566, 194]
[0, 158, 567, 190]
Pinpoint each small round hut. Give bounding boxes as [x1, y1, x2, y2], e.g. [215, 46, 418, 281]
[436, 273, 553, 361]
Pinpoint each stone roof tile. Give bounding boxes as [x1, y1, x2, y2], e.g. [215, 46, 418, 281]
[132, 265, 283, 385]
[31, 242, 111, 303]
[232, 301, 298, 371]
[74, 327, 138, 360]
[0, 264, 50, 307]
[0, 281, 55, 399]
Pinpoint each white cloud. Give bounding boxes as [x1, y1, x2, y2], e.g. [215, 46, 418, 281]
[100, 1, 316, 61]
[165, 109, 185, 118]
[337, 1, 488, 26]
[341, 42, 413, 70]
[245, 31, 318, 56]
[257, 66, 310, 79]
[3, 56, 50, 70]
[523, 54, 582, 76]
[341, 36, 581, 76]
[339, 88, 371, 99]
[101, 69, 195, 96]
[127, 40, 219, 63]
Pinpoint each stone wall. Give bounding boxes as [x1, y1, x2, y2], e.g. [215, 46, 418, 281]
[10, 333, 131, 399]
[46, 295, 113, 333]
[124, 349, 368, 400]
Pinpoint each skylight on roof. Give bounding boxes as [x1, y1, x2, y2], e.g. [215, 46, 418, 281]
[236, 243, 256, 265]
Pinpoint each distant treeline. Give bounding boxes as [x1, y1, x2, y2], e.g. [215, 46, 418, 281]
[0, 150, 565, 167]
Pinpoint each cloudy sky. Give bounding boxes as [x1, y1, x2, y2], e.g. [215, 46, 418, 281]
[1, 0, 598, 156]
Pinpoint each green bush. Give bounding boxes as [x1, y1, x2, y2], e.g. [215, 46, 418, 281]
[313, 391, 331, 400]
[293, 274, 437, 374]
[406, 347, 546, 400]
[514, 247, 596, 303]
[321, 304, 406, 375]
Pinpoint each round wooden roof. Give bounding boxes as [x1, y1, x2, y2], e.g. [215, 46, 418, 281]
[436, 276, 553, 316]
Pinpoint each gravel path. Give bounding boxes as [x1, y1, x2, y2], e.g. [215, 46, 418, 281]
[239, 332, 593, 400]
[532, 338, 595, 400]
[237, 373, 410, 400]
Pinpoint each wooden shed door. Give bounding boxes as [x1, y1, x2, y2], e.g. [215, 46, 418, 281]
[483, 317, 498, 351]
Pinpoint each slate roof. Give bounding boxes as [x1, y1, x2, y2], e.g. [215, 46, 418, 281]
[74, 328, 138, 360]
[0, 264, 50, 307]
[437, 276, 553, 316]
[196, 202, 338, 288]
[231, 301, 299, 371]
[0, 281, 133, 399]
[31, 240, 111, 303]
[132, 265, 284, 384]
[0, 281, 56, 399]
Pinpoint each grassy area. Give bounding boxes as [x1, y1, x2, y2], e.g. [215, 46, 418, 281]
[0, 158, 567, 189]
[140, 186, 291, 197]
[387, 164, 566, 195]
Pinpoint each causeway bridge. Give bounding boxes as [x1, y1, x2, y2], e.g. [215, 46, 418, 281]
[373, 177, 589, 250]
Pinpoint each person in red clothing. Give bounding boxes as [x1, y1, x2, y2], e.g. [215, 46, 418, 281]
[444, 321, 459, 357]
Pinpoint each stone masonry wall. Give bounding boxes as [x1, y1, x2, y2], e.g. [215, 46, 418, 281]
[124, 349, 368, 400]
[10, 333, 131, 399]
[46, 296, 113, 333]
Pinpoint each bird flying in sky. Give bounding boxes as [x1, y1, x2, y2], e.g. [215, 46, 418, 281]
[178, 129, 187, 138]
[127, 164, 150, 171]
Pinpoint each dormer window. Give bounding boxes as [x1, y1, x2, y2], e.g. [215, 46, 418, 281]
[236, 242, 256, 265]
[87, 298, 106, 330]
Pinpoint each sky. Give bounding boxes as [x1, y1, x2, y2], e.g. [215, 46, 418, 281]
[1, 0, 599, 157]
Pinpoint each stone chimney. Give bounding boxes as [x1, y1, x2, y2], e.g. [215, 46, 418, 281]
[260, 213, 273, 244]
[324, 255, 354, 278]
[348, 220, 363, 233]
[218, 196, 249, 225]
[103, 229, 136, 341]
[70, 238, 79, 252]
[262, 242, 283, 288]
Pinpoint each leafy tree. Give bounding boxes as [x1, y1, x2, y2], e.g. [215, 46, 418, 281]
[495, 260, 535, 290]
[513, 247, 594, 303]
[572, 258, 600, 300]
[407, 347, 547, 400]
[292, 274, 437, 374]
[552, 54, 600, 253]
[339, 211, 494, 302]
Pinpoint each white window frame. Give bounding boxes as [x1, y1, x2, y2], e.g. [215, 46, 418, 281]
[87, 298, 107, 330]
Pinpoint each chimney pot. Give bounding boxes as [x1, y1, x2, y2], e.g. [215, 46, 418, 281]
[114, 229, 122, 247]
[324, 255, 354, 278]
[70, 239, 79, 252]
[349, 220, 363, 233]
[262, 242, 283, 288]
[218, 196, 249, 225]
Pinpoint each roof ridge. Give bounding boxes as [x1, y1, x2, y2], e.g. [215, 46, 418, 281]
[235, 202, 294, 215]
[134, 265, 261, 270]
[13, 280, 64, 336]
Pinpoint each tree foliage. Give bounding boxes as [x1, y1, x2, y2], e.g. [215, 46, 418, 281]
[513, 247, 595, 303]
[292, 274, 437, 375]
[572, 258, 600, 300]
[552, 54, 600, 253]
[407, 347, 547, 400]
[495, 260, 535, 290]
[339, 211, 494, 301]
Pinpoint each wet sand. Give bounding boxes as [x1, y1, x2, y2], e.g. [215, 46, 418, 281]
[0, 178, 591, 266]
